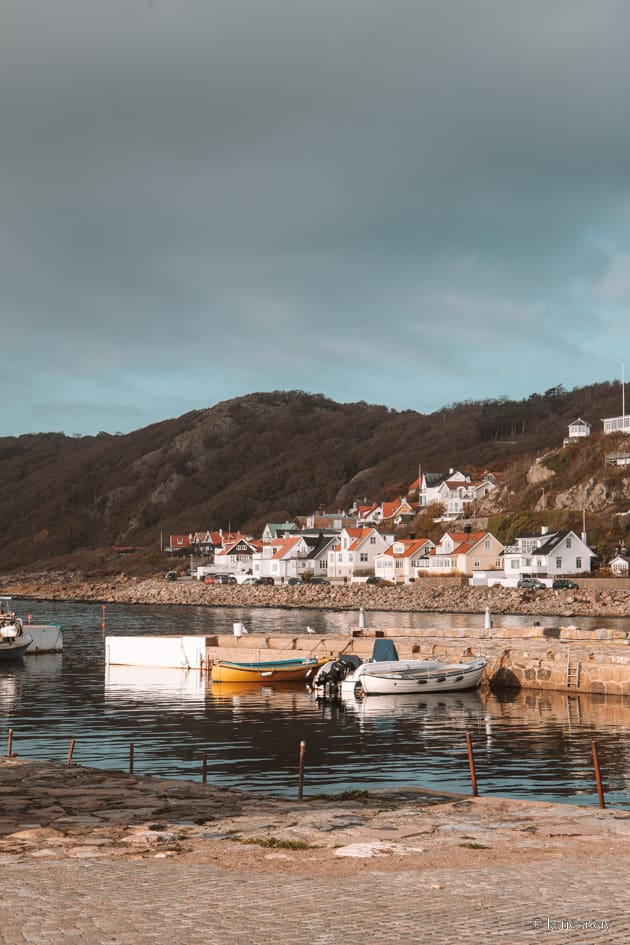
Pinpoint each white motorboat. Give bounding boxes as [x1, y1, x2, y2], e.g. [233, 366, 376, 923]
[0, 597, 32, 660]
[341, 655, 488, 696]
[313, 639, 487, 698]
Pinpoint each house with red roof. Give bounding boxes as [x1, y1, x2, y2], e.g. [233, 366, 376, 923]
[327, 526, 394, 581]
[373, 537, 435, 584]
[420, 530, 504, 576]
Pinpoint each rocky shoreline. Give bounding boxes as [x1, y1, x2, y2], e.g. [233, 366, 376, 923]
[3, 571, 630, 619]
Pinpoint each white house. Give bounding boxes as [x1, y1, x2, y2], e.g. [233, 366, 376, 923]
[609, 554, 630, 577]
[252, 536, 312, 583]
[213, 537, 262, 574]
[409, 469, 496, 519]
[328, 527, 394, 581]
[420, 531, 504, 576]
[563, 418, 592, 447]
[502, 528, 593, 581]
[374, 538, 435, 583]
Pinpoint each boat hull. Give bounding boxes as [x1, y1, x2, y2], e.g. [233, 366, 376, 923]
[211, 657, 327, 684]
[0, 635, 33, 661]
[342, 658, 487, 696]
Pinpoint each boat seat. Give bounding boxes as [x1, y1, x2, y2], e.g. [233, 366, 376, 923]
[371, 639, 399, 662]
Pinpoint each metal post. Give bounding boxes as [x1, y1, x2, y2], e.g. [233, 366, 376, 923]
[67, 738, 76, 766]
[202, 752, 207, 784]
[466, 733, 478, 796]
[7, 728, 13, 757]
[591, 741, 606, 809]
[129, 743, 134, 776]
[297, 740, 306, 800]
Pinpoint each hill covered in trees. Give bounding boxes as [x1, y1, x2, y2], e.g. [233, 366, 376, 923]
[0, 381, 628, 572]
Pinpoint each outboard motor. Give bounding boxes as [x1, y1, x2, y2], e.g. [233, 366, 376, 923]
[313, 655, 363, 698]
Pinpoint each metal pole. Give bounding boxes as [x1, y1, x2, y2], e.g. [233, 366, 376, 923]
[67, 738, 76, 766]
[7, 728, 13, 757]
[591, 740, 606, 809]
[129, 743, 134, 776]
[202, 752, 207, 784]
[466, 733, 478, 796]
[297, 740, 306, 800]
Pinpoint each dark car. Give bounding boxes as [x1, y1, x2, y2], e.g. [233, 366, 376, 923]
[366, 576, 381, 585]
[309, 578, 330, 585]
[287, 577, 303, 585]
[256, 577, 275, 586]
[214, 574, 237, 585]
[164, 571, 178, 581]
[517, 577, 547, 589]
[552, 578, 579, 589]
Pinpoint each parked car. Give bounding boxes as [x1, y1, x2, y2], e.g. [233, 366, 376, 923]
[242, 577, 259, 585]
[287, 577, 303, 585]
[552, 578, 579, 589]
[214, 574, 237, 585]
[309, 578, 330, 585]
[256, 577, 275, 586]
[517, 577, 547, 589]
[164, 571, 178, 581]
[366, 576, 381, 585]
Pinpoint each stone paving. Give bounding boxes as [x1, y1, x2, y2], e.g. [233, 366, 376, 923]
[0, 759, 628, 945]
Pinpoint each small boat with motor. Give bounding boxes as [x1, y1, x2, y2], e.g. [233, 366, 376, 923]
[211, 655, 329, 684]
[314, 639, 487, 698]
[0, 598, 33, 661]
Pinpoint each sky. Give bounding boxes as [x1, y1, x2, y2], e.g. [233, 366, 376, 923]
[3, 0, 630, 436]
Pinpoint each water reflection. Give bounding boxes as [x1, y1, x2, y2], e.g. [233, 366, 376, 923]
[0, 598, 628, 808]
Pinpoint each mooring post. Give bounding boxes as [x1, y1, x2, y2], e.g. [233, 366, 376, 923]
[129, 742, 134, 776]
[7, 728, 13, 758]
[591, 740, 606, 809]
[466, 733, 478, 796]
[297, 740, 306, 800]
[201, 752, 207, 784]
[67, 738, 76, 766]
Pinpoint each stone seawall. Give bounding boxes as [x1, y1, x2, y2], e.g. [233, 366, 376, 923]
[201, 626, 630, 697]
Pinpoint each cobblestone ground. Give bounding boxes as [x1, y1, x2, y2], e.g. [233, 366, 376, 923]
[3, 855, 627, 945]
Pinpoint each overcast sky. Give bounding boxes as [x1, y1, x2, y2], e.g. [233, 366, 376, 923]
[3, 0, 630, 435]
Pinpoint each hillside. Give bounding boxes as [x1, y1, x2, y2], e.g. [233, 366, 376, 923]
[0, 382, 628, 572]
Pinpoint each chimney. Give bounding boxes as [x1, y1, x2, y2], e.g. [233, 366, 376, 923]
[541, 526, 549, 535]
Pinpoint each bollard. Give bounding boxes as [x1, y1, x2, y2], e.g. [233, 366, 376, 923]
[297, 740, 306, 800]
[7, 728, 13, 758]
[201, 752, 207, 785]
[466, 733, 478, 796]
[67, 738, 76, 766]
[129, 743, 134, 776]
[591, 741, 606, 809]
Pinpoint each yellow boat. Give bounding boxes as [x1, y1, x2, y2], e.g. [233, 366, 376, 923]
[211, 656, 328, 684]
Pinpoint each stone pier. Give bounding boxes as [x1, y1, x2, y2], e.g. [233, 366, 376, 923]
[106, 625, 630, 696]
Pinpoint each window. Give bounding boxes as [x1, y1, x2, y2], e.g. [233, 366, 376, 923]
[485, 540, 491, 549]
[576, 557, 582, 568]
[370, 536, 376, 544]
[360, 553, 368, 563]
[395, 560, 403, 569]
[566, 538, 572, 548]
[556, 558, 562, 569]
[473, 557, 481, 568]
[510, 560, 520, 569]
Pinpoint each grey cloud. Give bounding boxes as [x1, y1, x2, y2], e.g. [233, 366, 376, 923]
[2, 1, 630, 434]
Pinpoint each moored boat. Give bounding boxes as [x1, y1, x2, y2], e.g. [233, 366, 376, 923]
[343, 655, 488, 696]
[314, 638, 487, 698]
[0, 597, 32, 660]
[211, 656, 328, 684]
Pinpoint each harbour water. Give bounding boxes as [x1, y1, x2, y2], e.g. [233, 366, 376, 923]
[1, 598, 629, 808]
